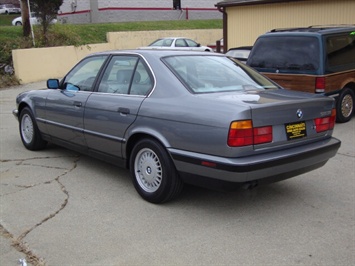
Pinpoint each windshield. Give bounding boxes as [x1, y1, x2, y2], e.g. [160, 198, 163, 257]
[248, 36, 320, 71]
[163, 55, 278, 93]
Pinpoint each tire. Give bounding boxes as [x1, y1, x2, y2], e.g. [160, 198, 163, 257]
[15, 21, 22, 26]
[19, 107, 47, 150]
[336, 87, 354, 123]
[129, 138, 183, 203]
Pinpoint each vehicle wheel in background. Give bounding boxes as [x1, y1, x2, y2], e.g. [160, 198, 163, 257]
[15, 21, 22, 26]
[130, 138, 183, 203]
[336, 87, 354, 123]
[19, 107, 47, 150]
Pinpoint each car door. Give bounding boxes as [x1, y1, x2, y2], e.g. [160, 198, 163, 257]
[84, 55, 154, 159]
[185, 39, 202, 51]
[45, 55, 108, 148]
[174, 38, 190, 50]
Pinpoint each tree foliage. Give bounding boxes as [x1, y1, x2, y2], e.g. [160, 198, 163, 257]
[30, 0, 63, 44]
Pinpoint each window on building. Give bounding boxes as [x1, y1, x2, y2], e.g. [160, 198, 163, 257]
[173, 0, 181, 10]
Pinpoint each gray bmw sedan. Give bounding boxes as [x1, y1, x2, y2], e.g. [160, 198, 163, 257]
[13, 50, 341, 203]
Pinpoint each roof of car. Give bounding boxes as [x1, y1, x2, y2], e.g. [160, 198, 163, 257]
[90, 49, 224, 57]
[155, 37, 194, 40]
[228, 46, 253, 51]
[268, 25, 355, 35]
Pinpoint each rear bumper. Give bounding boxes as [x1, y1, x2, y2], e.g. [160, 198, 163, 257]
[169, 137, 341, 184]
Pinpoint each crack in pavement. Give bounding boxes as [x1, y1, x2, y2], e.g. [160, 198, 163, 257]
[1, 155, 79, 164]
[0, 224, 45, 266]
[1, 155, 79, 197]
[1, 155, 80, 266]
[337, 152, 355, 158]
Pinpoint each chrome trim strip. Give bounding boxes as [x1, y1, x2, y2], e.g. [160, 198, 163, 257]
[37, 118, 125, 143]
[84, 129, 125, 143]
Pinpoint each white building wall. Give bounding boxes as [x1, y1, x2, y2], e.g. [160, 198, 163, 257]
[98, 0, 172, 8]
[60, 0, 90, 13]
[97, 0, 218, 9]
[182, 0, 218, 8]
[58, 0, 221, 24]
[59, 1, 218, 11]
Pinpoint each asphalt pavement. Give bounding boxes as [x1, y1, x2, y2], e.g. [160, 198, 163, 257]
[1, 82, 354, 266]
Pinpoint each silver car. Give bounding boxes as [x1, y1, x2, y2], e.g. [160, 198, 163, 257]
[0, 4, 21, 14]
[139, 37, 213, 52]
[13, 50, 341, 203]
[12, 12, 57, 26]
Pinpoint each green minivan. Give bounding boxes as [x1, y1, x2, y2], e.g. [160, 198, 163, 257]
[247, 25, 355, 122]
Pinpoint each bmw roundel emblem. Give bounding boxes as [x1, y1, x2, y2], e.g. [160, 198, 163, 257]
[296, 109, 303, 119]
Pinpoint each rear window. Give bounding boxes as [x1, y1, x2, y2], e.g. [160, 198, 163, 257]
[248, 36, 320, 72]
[325, 32, 355, 72]
[162, 55, 278, 93]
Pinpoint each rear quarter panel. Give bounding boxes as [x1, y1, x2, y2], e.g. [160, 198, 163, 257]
[262, 69, 355, 94]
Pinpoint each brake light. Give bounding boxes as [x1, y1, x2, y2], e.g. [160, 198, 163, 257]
[315, 77, 325, 93]
[314, 109, 336, 133]
[228, 120, 272, 147]
[254, 126, 273, 144]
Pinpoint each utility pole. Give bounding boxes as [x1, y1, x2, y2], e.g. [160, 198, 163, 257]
[89, 0, 99, 23]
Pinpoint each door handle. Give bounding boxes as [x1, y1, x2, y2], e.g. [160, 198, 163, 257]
[118, 107, 130, 114]
[74, 101, 82, 107]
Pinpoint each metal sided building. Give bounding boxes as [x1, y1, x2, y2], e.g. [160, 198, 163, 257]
[215, 0, 355, 51]
[58, 0, 222, 24]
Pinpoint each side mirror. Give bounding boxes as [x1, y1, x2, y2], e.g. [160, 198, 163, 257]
[197, 43, 201, 47]
[47, 79, 59, 89]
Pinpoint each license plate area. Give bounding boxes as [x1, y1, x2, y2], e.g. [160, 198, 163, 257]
[285, 121, 307, 140]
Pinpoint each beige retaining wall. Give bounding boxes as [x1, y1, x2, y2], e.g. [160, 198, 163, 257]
[12, 29, 222, 84]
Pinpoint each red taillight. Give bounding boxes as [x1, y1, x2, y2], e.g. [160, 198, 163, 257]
[314, 109, 336, 133]
[254, 126, 273, 144]
[315, 77, 325, 93]
[228, 120, 272, 147]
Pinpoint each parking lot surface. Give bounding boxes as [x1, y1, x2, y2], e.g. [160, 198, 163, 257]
[1, 82, 354, 266]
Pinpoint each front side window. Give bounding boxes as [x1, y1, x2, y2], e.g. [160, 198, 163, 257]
[97, 55, 153, 96]
[248, 36, 320, 72]
[163, 55, 278, 93]
[62, 55, 108, 91]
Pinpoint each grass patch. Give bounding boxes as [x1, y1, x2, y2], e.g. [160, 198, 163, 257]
[0, 19, 222, 88]
[0, 19, 222, 44]
[0, 14, 18, 26]
[0, 19, 223, 88]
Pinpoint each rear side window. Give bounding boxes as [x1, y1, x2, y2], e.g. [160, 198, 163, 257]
[325, 33, 355, 72]
[97, 55, 153, 96]
[248, 36, 320, 72]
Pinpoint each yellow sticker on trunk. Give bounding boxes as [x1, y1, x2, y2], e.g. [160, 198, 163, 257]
[285, 121, 307, 140]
